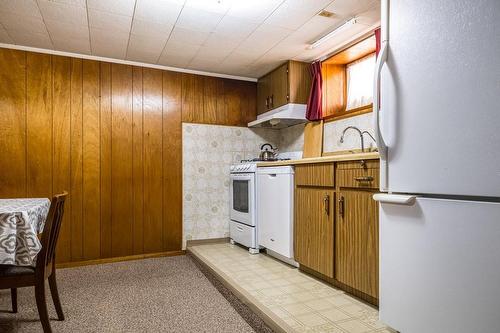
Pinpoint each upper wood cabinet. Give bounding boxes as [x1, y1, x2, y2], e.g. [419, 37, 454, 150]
[181, 73, 256, 127]
[257, 60, 312, 115]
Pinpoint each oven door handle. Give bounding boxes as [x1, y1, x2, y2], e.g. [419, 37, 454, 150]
[230, 174, 254, 179]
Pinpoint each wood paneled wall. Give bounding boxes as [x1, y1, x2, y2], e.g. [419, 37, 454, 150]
[0, 48, 256, 264]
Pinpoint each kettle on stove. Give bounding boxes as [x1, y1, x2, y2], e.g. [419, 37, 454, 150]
[259, 143, 278, 161]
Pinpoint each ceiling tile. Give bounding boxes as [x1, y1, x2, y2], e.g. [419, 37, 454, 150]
[184, 0, 230, 14]
[325, 0, 377, 17]
[158, 53, 191, 68]
[226, 0, 283, 23]
[162, 40, 200, 58]
[87, 0, 136, 16]
[214, 15, 258, 40]
[8, 30, 53, 48]
[176, 7, 223, 32]
[194, 45, 232, 61]
[91, 43, 127, 59]
[288, 15, 342, 42]
[88, 9, 132, 33]
[169, 26, 209, 46]
[90, 27, 128, 58]
[44, 20, 88, 40]
[126, 48, 160, 63]
[131, 18, 173, 37]
[0, 26, 13, 43]
[202, 33, 239, 50]
[38, 0, 88, 25]
[0, 11, 47, 34]
[355, 2, 381, 26]
[52, 37, 91, 54]
[284, 0, 333, 11]
[264, 0, 327, 30]
[134, 0, 183, 25]
[188, 55, 221, 71]
[238, 24, 292, 54]
[127, 33, 168, 54]
[0, 0, 42, 18]
[49, 0, 86, 6]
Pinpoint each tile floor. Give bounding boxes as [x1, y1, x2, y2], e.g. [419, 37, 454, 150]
[189, 243, 396, 333]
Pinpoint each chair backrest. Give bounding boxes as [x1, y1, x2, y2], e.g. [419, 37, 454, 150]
[36, 192, 68, 273]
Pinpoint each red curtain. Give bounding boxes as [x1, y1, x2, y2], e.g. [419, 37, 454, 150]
[375, 27, 381, 57]
[306, 61, 323, 121]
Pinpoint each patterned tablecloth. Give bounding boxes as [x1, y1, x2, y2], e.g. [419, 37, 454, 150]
[0, 198, 50, 266]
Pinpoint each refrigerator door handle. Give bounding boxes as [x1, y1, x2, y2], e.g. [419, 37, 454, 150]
[373, 41, 388, 161]
[373, 193, 417, 205]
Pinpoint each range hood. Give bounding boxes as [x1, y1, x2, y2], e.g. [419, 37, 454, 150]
[248, 103, 307, 129]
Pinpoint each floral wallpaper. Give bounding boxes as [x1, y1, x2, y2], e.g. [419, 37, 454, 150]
[323, 112, 376, 153]
[182, 123, 280, 248]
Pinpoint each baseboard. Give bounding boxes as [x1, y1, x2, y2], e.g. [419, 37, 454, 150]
[56, 250, 185, 269]
[186, 237, 229, 247]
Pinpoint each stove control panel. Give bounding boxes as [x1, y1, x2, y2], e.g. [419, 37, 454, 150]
[230, 163, 257, 173]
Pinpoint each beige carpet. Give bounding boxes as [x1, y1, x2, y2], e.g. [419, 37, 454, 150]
[0, 255, 256, 332]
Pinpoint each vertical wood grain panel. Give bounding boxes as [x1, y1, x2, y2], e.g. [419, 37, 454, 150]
[162, 71, 182, 251]
[82, 60, 100, 259]
[70, 58, 83, 261]
[132, 66, 144, 255]
[181, 73, 203, 123]
[240, 81, 257, 126]
[224, 79, 242, 126]
[99, 62, 112, 258]
[26, 52, 52, 198]
[142, 68, 163, 253]
[203, 76, 218, 124]
[0, 49, 26, 198]
[52, 55, 72, 263]
[0, 47, 260, 264]
[110, 63, 134, 257]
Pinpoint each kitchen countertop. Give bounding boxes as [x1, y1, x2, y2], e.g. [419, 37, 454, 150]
[256, 152, 379, 167]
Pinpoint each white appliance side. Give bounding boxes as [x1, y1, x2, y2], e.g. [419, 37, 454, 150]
[379, 197, 500, 333]
[379, 0, 500, 197]
[256, 167, 294, 259]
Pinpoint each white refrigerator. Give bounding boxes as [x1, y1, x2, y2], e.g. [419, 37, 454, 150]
[373, 1, 500, 332]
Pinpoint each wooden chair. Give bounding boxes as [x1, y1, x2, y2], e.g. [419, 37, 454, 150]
[0, 191, 68, 333]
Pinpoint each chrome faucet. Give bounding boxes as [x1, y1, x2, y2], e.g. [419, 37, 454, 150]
[362, 131, 377, 149]
[340, 126, 364, 152]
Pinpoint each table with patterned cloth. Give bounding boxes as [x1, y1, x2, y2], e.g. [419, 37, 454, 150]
[0, 198, 50, 266]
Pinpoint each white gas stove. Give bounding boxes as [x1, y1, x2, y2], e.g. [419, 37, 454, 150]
[228, 152, 301, 254]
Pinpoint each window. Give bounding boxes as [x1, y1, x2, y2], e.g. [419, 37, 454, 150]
[345, 54, 375, 111]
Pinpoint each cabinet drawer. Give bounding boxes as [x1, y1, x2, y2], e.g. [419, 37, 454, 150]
[337, 167, 379, 189]
[295, 163, 334, 187]
[336, 159, 379, 170]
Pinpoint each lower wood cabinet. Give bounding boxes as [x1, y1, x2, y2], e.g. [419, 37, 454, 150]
[336, 190, 379, 299]
[294, 187, 334, 278]
[294, 159, 380, 305]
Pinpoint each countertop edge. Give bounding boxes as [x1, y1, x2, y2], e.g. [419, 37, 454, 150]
[256, 152, 380, 167]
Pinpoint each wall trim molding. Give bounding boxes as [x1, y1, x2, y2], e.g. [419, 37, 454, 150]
[56, 250, 185, 269]
[0, 43, 257, 82]
[186, 238, 230, 247]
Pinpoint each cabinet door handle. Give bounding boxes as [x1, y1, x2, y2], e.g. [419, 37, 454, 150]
[323, 194, 330, 215]
[265, 96, 269, 108]
[354, 176, 374, 182]
[270, 94, 274, 107]
[339, 196, 344, 218]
